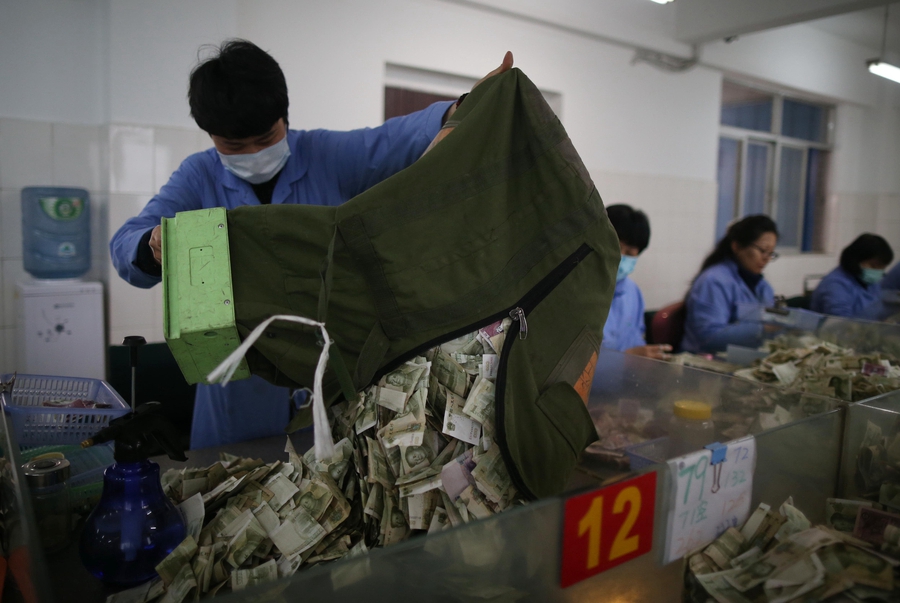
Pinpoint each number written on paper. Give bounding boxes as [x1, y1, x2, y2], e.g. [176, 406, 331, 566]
[560, 472, 656, 588]
[664, 437, 756, 564]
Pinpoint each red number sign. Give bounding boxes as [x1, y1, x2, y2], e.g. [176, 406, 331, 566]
[560, 472, 656, 588]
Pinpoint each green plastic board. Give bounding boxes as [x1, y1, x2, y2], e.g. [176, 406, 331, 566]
[162, 207, 249, 384]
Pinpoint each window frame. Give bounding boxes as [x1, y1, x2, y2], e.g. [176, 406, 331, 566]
[718, 79, 835, 253]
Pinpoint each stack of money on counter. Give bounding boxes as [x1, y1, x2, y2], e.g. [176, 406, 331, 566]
[733, 335, 900, 402]
[685, 497, 900, 602]
[108, 321, 522, 603]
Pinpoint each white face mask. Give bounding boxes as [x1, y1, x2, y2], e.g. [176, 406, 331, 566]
[218, 136, 291, 184]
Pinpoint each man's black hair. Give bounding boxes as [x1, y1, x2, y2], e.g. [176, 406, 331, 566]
[839, 233, 894, 277]
[606, 204, 650, 253]
[188, 39, 288, 139]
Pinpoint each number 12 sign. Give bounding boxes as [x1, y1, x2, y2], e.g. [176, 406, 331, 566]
[560, 472, 656, 588]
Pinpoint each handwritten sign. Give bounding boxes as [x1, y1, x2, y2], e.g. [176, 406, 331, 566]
[560, 472, 656, 588]
[663, 436, 756, 564]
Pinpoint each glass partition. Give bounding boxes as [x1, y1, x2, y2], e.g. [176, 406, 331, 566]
[859, 390, 900, 412]
[838, 403, 900, 512]
[583, 349, 838, 473]
[752, 409, 844, 525]
[0, 395, 55, 602]
[734, 302, 900, 356]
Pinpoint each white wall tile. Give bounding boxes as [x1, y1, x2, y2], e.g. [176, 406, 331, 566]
[108, 274, 156, 331]
[0, 118, 53, 190]
[109, 125, 154, 194]
[877, 194, 900, 223]
[154, 127, 201, 192]
[0, 189, 21, 260]
[107, 193, 151, 238]
[52, 123, 107, 191]
[0, 326, 16, 374]
[1, 260, 27, 329]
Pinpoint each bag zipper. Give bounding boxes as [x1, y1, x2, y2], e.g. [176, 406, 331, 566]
[494, 243, 592, 500]
[371, 243, 594, 499]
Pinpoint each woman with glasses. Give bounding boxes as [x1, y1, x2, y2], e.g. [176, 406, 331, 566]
[810, 234, 893, 320]
[682, 215, 779, 353]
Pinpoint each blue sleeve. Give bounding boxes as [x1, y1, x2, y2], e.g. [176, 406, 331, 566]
[624, 286, 647, 350]
[811, 277, 856, 318]
[686, 277, 763, 353]
[109, 156, 205, 288]
[312, 101, 453, 200]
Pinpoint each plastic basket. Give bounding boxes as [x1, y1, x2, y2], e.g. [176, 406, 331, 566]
[1, 374, 129, 447]
[624, 437, 670, 470]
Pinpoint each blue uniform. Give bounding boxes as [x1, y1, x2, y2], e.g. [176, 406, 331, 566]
[682, 259, 774, 354]
[601, 277, 646, 352]
[810, 266, 885, 320]
[882, 263, 900, 291]
[110, 101, 452, 449]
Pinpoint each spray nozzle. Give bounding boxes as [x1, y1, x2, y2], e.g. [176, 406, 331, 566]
[82, 401, 187, 463]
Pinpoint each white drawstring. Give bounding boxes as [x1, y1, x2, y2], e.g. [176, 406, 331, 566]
[207, 314, 336, 461]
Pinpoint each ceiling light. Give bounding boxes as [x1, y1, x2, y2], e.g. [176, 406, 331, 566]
[868, 4, 900, 85]
[649, 0, 674, 4]
[868, 60, 900, 84]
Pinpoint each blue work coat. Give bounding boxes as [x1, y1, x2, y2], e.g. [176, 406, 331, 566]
[882, 263, 900, 291]
[601, 277, 646, 352]
[110, 101, 452, 449]
[810, 267, 885, 320]
[682, 259, 774, 354]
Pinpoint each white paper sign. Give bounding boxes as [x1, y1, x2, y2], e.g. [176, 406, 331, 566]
[663, 436, 756, 564]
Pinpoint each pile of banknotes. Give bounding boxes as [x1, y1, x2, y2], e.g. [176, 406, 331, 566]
[733, 335, 900, 402]
[108, 321, 521, 602]
[855, 419, 900, 512]
[686, 497, 900, 602]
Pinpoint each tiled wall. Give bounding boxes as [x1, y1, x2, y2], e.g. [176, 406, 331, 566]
[105, 124, 209, 347]
[0, 117, 208, 372]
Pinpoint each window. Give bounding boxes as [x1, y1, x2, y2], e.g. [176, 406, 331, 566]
[716, 81, 833, 252]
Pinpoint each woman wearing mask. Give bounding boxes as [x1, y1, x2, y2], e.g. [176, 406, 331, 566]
[682, 215, 778, 354]
[811, 234, 893, 320]
[601, 205, 671, 359]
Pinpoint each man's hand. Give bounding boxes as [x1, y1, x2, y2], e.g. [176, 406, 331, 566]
[149, 225, 162, 264]
[626, 344, 673, 360]
[443, 51, 515, 124]
[472, 51, 514, 90]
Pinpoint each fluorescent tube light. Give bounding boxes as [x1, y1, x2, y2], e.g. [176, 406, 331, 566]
[649, 0, 674, 4]
[868, 60, 900, 84]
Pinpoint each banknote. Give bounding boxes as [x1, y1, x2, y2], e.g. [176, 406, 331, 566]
[853, 506, 900, 546]
[442, 390, 481, 446]
[231, 558, 278, 592]
[155, 535, 198, 586]
[157, 563, 196, 603]
[462, 376, 495, 427]
[825, 498, 873, 532]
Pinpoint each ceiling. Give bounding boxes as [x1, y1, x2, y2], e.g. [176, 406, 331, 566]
[807, 3, 900, 55]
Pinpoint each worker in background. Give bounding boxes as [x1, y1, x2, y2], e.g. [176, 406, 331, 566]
[601, 205, 671, 359]
[810, 234, 894, 320]
[110, 39, 512, 449]
[682, 215, 778, 354]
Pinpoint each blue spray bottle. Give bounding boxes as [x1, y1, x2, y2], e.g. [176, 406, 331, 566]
[79, 402, 188, 586]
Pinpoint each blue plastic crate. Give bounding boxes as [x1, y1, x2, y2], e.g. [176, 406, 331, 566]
[1, 374, 128, 447]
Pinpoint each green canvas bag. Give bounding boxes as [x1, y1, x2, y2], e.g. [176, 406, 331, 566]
[172, 68, 619, 500]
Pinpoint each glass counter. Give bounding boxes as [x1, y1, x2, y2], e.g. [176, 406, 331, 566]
[735, 302, 900, 356]
[582, 349, 839, 474]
